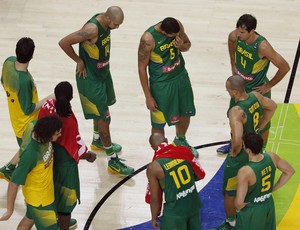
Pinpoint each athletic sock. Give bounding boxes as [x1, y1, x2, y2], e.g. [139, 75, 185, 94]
[105, 146, 117, 160]
[93, 124, 99, 141]
[226, 215, 236, 227]
[176, 134, 186, 140]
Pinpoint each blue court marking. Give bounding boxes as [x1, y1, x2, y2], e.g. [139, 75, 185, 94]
[119, 162, 226, 230]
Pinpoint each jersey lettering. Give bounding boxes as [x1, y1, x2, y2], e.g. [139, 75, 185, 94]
[159, 39, 176, 52]
[237, 45, 254, 60]
[101, 34, 110, 46]
[169, 164, 191, 189]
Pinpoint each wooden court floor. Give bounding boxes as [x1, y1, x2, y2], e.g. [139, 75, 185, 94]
[0, 0, 299, 229]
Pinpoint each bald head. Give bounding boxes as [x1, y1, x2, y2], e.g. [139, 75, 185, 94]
[226, 74, 246, 93]
[106, 6, 124, 22]
[149, 133, 167, 149]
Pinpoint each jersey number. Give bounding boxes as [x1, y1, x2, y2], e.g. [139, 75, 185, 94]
[170, 48, 176, 60]
[240, 56, 247, 69]
[261, 174, 271, 192]
[253, 111, 260, 130]
[169, 165, 191, 189]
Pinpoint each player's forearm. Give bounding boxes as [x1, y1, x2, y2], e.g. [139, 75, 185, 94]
[7, 182, 18, 213]
[268, 66, 290, 88]
[235, 201, 247, 210]
[58, 40, 82, 64]
[179, 40, 191, 52]
[259, 109, 276, 131]
[139, 70, 152, 99]
[273, 169, 295, 192]
[273, 162, 295, 191]
[230, 131, 242, 157]
[150, 200, 161, 218]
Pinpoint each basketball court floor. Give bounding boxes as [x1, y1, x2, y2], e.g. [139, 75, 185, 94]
[0, 0, 299, 229]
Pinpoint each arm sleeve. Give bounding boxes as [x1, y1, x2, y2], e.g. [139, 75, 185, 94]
[11, 148, 37, 185]
[18, 73, 36, 115]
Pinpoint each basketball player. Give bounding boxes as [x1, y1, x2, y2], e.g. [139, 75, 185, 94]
[217, 13, 290, 154]
[59, 6, 134, 176]
[39, 81, 97, 230]
[147, 133, 205, 229]
[0, 37, 54, 181]
[217, 75, 277, 230]
[235, 132, 295, 230]
[138, 17, 199, 158]
[0, 116, 63, 230]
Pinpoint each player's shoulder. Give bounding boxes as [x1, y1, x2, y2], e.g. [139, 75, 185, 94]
[4, 56, 16, 63]
[229, 105, 244, 114]
[139, 31, 155, 50]
[81, 20, 99, 36]
[265, 151, 277, 161]
[141, 31, 154, 42]
[251, 91, 261, 99]
[228, 29, 238, 41]
[238, 164, 253, 176]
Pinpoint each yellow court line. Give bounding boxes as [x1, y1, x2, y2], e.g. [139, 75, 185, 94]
[277, 184, 300, 230]
[294, 104, 300, 117]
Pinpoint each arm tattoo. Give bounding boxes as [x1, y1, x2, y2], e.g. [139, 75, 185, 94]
[242, 111, 246, 119]
[138, 40, 149, 62]
[77, 31, 90, 39]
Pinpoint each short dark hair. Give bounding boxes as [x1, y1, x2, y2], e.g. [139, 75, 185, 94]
[33, 115, 62, 144]
[54, 81, 73, 117]
[227, 74, 245, 93]
[15, 37, 35, 63]
[243, 132, 263, 154]
[236, 14, 257, 32]
[161, 17, 180, 34]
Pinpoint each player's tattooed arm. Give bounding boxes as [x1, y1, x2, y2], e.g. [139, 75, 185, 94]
[76, 31, 90, 39]
[138, 42, 149, 62]
[138, 33, 157, 111]
[138, 35, 152, 62]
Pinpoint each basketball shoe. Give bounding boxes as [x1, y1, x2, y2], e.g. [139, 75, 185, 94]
[172, 137, 199, 158]
[216, 143, 231, 154]
[90, 138, 122, 152]
[215, 222, 234, 230]
[69, 218, 77, 229]
[108, 157, 135, 176]
[107, 157, 134, 176]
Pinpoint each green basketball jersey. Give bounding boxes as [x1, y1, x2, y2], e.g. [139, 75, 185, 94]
[156, 158, 201, 217]
[146, 25, 187, 83]
[244, 153, 276, 205]
[12, 121, 54, 207]
[236, 92, 264, 133]
[79, 14, 110, 80]
[235, 33, 270, 92]
[1, 56, 39, 138]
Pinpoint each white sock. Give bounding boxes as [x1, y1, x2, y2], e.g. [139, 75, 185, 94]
[93, 133, 99, 140]
[228, 219, 236, 227]
[107, 153, 117, 161]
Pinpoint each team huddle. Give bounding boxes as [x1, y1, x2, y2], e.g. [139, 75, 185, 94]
[0, 5, 295, 230]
